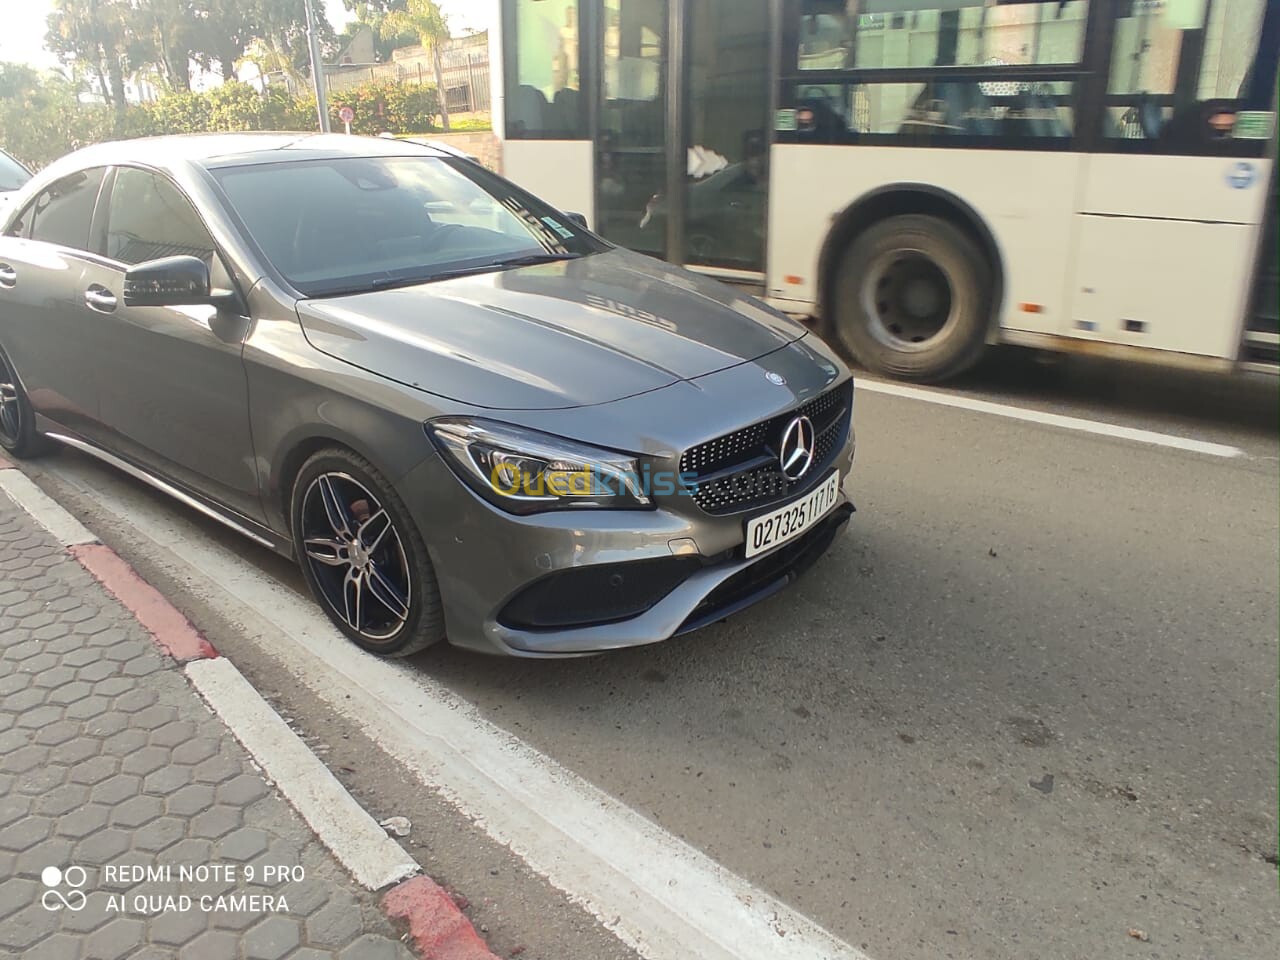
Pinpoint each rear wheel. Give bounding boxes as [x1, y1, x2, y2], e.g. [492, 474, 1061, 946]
[0, 346, 51, 459]
[832, 214, 992, 382]
[290, 449, 444, 657]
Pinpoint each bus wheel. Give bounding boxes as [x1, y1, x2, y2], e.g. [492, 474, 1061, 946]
[833, 214, 991, 382]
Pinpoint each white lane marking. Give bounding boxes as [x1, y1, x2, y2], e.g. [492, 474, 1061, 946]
[0, 467, 99, 545]
[185, 657, 420, 892]
[855, 379, 1246, 459]
[48, 459, 870, 960]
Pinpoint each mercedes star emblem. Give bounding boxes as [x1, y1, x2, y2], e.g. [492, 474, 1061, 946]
[778, 415, 816, 481]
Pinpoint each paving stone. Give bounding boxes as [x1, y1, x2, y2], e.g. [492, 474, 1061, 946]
[88, 917, 147, 960]
[91, 773, 144, 806]
[149, 719, 196, 748]
[0, 814, 51, 851]
[0, 901, 60, 950]
[2, 743, 49, 774]
[23, 932, 85, 959]
[69, 755, 120, 786]
[143, 763, 191, 794]
[55, 804, 110, 840]
[217, 827, 271, 863]
[190, 804, 241, 839]
[216, 773, 269, 806]
[110, 793, 164, 828]
[177, 929, 241, 960]
[33, 783, 89, 817]
[193, 753, 242, 785]
[243, 914, 303, 959]
[33, 718, 82, 745]
[73, 826, 131, 862]
[149, 905, 211, 945]
[132, 815, 186, 853]
[171, 737, 220, 766]
[305, 897, 364, 947]
[121, 745, 171, 777]
[167, 783, 216, 817]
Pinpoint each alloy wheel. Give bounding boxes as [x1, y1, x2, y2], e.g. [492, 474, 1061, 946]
[299, 472, 412, 641]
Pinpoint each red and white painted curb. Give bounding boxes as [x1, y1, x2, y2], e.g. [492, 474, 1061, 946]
[0, 457, 499, 960]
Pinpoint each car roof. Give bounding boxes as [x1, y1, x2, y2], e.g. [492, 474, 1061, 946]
[48, 132, 450, 176]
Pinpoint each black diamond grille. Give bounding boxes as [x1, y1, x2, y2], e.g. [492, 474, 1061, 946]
[679, 380, 852, 516]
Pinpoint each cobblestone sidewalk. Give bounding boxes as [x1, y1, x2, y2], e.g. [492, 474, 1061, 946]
[0, 488, 414, 959]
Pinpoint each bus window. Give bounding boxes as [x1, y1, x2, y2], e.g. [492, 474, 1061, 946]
[505, 0, 585, 138]
[849, 79, 1075, 138]
[796, 0, 1090, 70]
[1106, 0, 1278, 147]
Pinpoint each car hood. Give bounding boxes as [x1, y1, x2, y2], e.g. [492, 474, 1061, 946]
[296, 248, 806, 410]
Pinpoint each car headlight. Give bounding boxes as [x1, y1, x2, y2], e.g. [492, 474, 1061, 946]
[427, 418, 651, 514]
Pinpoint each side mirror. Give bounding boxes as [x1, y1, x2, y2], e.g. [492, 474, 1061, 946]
[565, 211, 588, 229]
[123, 255, 234, 308]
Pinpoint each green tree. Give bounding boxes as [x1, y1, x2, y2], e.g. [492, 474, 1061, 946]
[134, 0, 197, 91]
[45, 0, 148, 117]
[341, 1, 416, 62]
[380, 0, 451, 130]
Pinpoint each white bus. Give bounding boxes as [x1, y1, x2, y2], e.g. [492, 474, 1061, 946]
[490, 0, 1277, 381]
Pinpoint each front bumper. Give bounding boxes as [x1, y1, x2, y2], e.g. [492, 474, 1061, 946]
[396, 427, 856, 658]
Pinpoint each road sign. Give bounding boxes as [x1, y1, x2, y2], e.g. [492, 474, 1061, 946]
[338, 105, 354, 134]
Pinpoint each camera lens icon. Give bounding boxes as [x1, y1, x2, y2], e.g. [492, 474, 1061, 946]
[40, 865, 88, 911]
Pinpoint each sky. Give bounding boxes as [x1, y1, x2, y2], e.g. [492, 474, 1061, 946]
[0, 1, 495, 74]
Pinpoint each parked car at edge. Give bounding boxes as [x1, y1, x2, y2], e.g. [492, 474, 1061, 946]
[0, 150, 32, 215]
[0, 134, 855, 657]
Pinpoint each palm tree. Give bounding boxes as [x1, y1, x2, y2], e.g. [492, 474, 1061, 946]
[381, 0, 451, 131]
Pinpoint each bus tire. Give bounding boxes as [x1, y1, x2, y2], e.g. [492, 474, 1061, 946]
[832, 214, 992, 382]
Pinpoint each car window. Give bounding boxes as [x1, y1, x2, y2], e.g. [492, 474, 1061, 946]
[25, 168, 107, 251]
[0, 151, 31, 192]
[107, 167, 216, 266]
[212, 155, 608, 297]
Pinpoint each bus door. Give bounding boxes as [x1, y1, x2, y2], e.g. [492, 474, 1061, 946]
[1069, 0, 1277, 361]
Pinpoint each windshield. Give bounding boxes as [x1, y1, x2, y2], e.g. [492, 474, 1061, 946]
[212, 155, 608, 297]
[0, 152, 31, 192]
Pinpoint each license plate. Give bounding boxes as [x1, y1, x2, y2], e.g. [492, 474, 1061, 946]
[744, 472, 841, 559]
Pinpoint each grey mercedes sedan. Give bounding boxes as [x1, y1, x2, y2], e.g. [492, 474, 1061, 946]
[0, 134, 855, 657]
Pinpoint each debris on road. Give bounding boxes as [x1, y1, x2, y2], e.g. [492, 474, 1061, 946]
[1127, 928, 1150, 942]
[381, 815, 413, 837]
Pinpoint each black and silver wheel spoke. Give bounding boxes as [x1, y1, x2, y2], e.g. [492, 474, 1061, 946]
[357, 509, 392, 553]
[303, 537, 348, 567]
[364, 562, 410, 623]
[300, 471, 412, 642]
[317, 475, 355, 540]
[341, 567, 364, 631]
[0, 361, 19, 443]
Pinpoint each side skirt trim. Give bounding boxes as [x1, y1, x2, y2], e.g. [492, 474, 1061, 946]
[44, 431, 280, 551]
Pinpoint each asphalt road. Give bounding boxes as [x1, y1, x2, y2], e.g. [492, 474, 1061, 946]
[22, 351, 1280, 960]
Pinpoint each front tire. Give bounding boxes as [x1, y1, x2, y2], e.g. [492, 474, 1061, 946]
[0, 345, 51, 459]
[290, 448, 444, 657]
[832, 214, 992, 382]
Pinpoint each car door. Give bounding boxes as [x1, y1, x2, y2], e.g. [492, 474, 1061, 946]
[85, 165, 264, 524]
[0, 166, 110, 440]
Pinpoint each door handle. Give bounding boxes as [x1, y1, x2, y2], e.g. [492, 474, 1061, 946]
[84, 285, 117, 313]
[0, 263, 15, 289]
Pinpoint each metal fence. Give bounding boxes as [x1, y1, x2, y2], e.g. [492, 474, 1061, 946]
[322, 35, 491, 115]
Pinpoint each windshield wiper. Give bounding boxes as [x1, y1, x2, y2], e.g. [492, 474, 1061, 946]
[495, 252, 583, 268]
